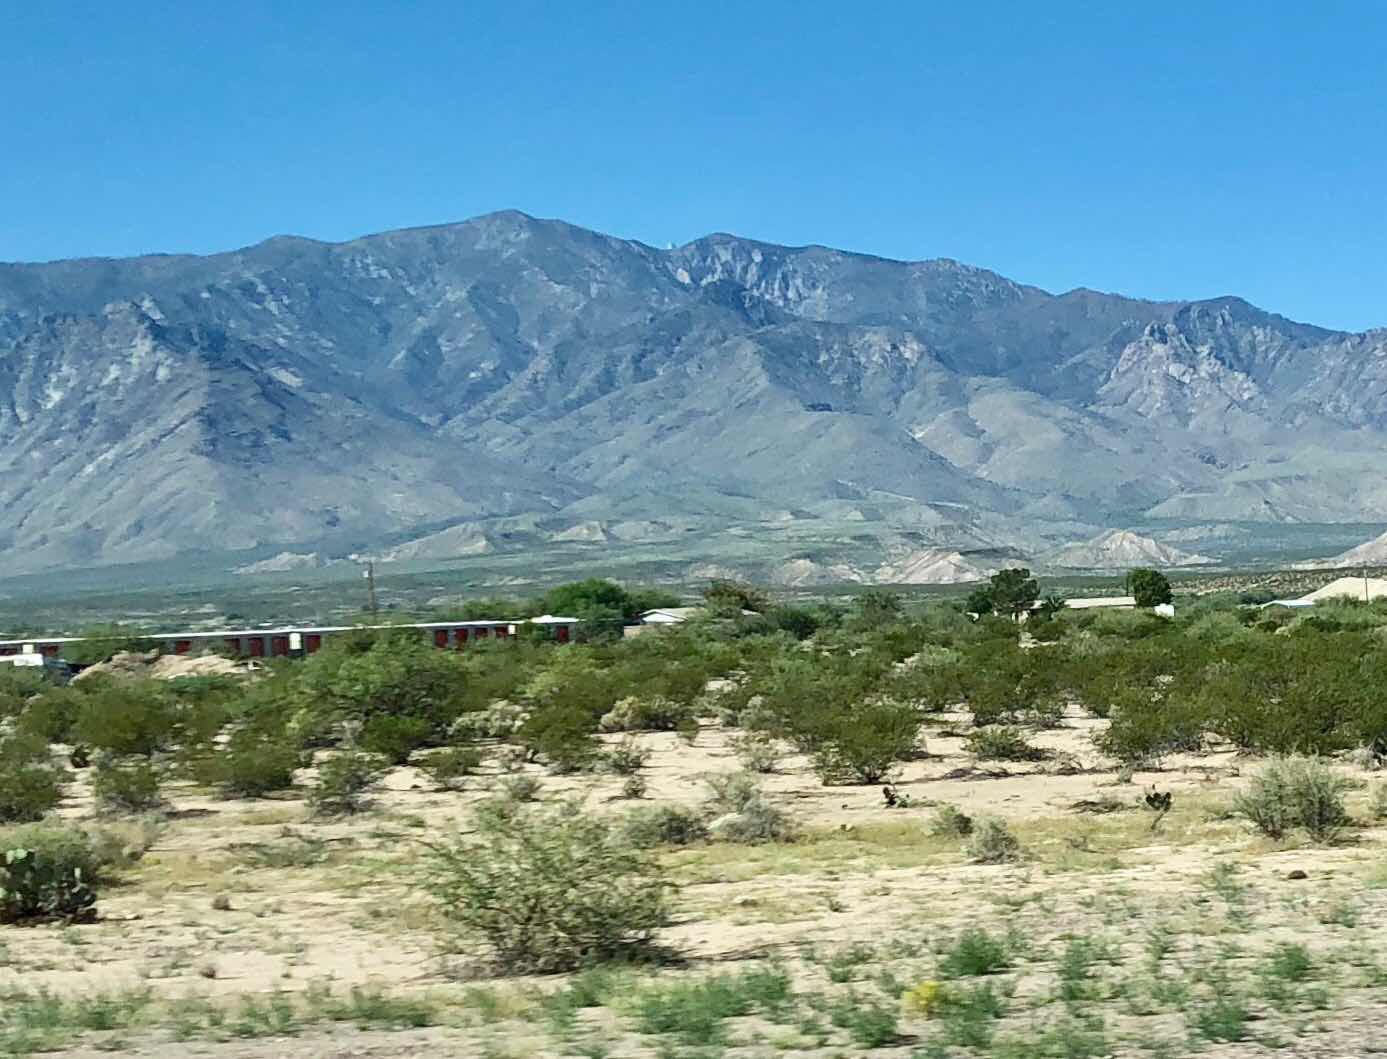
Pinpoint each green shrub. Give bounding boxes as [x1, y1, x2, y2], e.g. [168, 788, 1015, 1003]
[703, 771, 795, 842]
[621, 774, 647, 799]
[602, 738, 651, 775]
[72, 681, 177, 757]
[939, 928, 1012, 977]
[0, 733, 67, 823]
[297, 636, 466, 733]
[929, 803, 975, 837]
[809, 699, 921, 785]
[308, 750, 389, 816]
[964, 726, 1046, 761]
[0, 823, 100, 923]
[965, 817, 1022, 863]
[599, 695, 694, 733]
[732, 732, 782, 773]
[516, 706, 600, 775]
[1233, 756, 1352, 842]
[359, 713, 434, 765]
[91, 756, 164, 815]
[194, 730, 304, 798]
[498, 773, 542, 803]
[0, 665, 48, 719]
[622, 805, 710, 848]
[15, 687, 83, 743]
[416, 747, 483, 790]
[1094, 688, 1203, 765]
[419, 800, 670, 972]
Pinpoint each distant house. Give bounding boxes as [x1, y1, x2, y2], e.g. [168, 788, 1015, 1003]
[1261, 576, 1387, 609]
[641, 607, 706, 625]
[1061, 596, 1138, 611]
[639, 606, 760, 625]
[1019, 595, 1174, 621]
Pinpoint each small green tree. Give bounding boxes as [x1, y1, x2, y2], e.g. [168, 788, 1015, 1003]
[703, 580, 770, 615]
[1128, 568, 1174, 608]
[854, 589, 903, 626]
[987, 568, 1039, 621]
[965, 585, 995, 616]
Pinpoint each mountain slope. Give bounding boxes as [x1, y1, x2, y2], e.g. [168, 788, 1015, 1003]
[3, 210, 1387, 575]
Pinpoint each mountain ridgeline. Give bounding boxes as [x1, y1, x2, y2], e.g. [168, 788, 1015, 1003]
[3, 210, 1387, 575]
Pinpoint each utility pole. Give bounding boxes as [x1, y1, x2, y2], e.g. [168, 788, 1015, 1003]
[365, 559, 378, 617]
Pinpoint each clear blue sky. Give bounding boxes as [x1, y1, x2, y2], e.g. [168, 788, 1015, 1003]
[4, 1, 1384, 330]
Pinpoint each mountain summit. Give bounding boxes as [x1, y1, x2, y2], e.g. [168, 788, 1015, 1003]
[3, 211, 1387, 575]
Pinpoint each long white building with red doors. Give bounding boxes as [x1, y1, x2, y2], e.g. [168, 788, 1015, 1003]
[0, 615, 579, 661]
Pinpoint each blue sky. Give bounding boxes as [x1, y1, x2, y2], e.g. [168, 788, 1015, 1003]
[3, 1, 1384, 329]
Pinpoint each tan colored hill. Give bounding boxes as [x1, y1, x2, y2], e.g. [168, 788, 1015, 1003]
[1047, 529, 1213, 570]
[873, 548, 994, 584]
[1293, 529, 1387, 569]
[231, 551, 324, 575]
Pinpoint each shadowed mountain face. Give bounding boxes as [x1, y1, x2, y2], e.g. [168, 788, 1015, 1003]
[3, 210, 1386, 574]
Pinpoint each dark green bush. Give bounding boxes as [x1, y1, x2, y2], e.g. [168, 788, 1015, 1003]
[0, 734, 67, 822]
[193, 729, 305, 798]
[91, 756, 164, 815]
[516, 706, 600, 774]
[308, 749, 389, 816]
[15, 687, 83, 743]
[622, 805, 710, 848]
[964, 726, 1046, 762]
[809, 699, 921, 785]
[415, 747, 483, 790]
[72, 680, 177, 757]
[360, 713, 434, 765]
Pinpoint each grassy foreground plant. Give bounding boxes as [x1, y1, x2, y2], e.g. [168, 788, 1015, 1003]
[1233, 756, 1352, 841]
[420, 799, 670, 973]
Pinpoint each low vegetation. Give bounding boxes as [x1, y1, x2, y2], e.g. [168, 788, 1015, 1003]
[5, 574, 1387, 1055]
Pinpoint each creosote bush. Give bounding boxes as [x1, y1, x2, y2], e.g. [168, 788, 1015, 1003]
[602, 738, 651, 775]
[193, 729, 304, 798]
[359, 713, 433, 766]
[929, 803, 975, 837]
[416, 747, 483, 790]
[1233, 756, 1352, 842]
[420, 799, 670, 972]
[0, 733, 67, 823]
[732, 732, 782, 773]
[91, 756, 164, 815]
[308, 749, 389, 816]
[964, 726, 1046, 762]
[964, 817, 1022, 863]
[623, 805, 709, 848]
[703, 770, 796, 843]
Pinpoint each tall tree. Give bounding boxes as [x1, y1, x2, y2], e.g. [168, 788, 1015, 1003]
[988, 567, 1040, 620]
[1128, 568, 1173, 608]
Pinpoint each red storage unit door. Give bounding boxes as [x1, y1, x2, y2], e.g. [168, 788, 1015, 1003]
[248, 638, 265, 658]
[174, 640, 192, 655]
[271, 636, 290, 657]
[305, 634, 322, 654]
[454, 628, 468, 649]
[475, 627, 489, 640]
[434, 629, 449, 648]
[224, 638, 242, 656]
[492, 625, 508, 638]
[556, 624, 570, 643]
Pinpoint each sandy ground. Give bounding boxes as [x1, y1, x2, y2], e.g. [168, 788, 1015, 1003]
[9, 708, 1387, 1057]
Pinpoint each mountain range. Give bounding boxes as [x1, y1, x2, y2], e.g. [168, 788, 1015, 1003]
[4, 210, 1387, 579]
